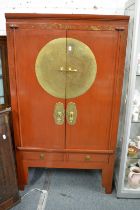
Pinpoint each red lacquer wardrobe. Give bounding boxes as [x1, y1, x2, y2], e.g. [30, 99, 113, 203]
[6, 13, 129, 193]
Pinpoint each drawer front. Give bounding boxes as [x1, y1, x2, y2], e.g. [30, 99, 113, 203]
[21, 152, 64, 161]
[68, 153, 108, 162]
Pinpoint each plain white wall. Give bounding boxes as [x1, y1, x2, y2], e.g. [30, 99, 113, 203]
[0, 0, 127, 35]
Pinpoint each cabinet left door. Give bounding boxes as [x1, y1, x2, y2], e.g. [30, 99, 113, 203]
[10, 28, 66, 149]
[0, 111, 20, 209]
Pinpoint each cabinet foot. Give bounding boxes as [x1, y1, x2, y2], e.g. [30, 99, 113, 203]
[102, 154, 115, 194]
[16, 164, 28, 190]
[102, 168, 113, 194]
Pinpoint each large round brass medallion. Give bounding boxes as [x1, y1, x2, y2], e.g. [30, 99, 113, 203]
[35, 38, 97, 99]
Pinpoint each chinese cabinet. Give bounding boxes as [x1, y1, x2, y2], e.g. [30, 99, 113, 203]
[6, 14, 129, 193]
[0, 109, 20, 210]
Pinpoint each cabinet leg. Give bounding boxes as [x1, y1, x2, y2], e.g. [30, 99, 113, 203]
[102, 167, 113, 194]
[102, 154, 115, 194]
[17, 162, 28, 190]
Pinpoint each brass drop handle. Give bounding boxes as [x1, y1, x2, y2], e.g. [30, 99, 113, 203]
[85, 155, 91, 161]
[58, 66, 78, 72]
[40, 153, 45, 160]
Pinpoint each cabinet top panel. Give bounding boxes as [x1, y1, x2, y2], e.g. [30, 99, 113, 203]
[5, 13, 129, 22]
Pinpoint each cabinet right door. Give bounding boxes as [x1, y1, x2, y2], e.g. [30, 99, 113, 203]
[65, 29, 119, 150]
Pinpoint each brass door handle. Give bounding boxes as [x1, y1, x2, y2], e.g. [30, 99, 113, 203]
[68, 67, 78, 72]
[66, 102, 77, 125]
[58, 66, 78, 72]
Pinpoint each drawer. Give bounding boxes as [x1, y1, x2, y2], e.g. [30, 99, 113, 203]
[21, 151, 64, 161]
[68, 153, 108, 162]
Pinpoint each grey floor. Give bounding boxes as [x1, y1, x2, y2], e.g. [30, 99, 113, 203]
[12, 168, 140, 210]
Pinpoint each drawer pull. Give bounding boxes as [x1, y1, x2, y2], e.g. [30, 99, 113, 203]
[85, 155, 91, 161]
[40, 153, 45, 160]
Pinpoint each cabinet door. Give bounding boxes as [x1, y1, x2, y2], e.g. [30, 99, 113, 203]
[13, 29, 66, 149]
[66, 30, 119, 150]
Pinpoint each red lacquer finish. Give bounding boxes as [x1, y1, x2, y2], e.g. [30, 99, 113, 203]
[6, 13, 129, 193]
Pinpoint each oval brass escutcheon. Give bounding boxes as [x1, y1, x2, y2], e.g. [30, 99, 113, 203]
[54, 102, 65, 125]
[35, 38, 97, 99]
[66, 102, 77, 125]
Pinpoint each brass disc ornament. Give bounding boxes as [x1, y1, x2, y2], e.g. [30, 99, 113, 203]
[35, 38, 97, 99]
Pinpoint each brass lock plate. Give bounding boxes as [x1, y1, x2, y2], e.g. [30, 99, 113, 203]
[54, 102, 65, 125]
[35, 38, 97, 99]
[66, 102, 77, 125]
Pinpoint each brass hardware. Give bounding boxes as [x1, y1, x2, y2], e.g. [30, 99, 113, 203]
[65, 38, 97, 98]
[58, 67, 78, 72]
[54, 102, 65, 125]
[35, 38, 97, 99]
[66, 102, 77, 125]
[85, 155, 91, 161]
[9, 24, 19, 29]
[68, 67, 78, 72]
[69, 111, 74, 123]
[35, 38, 66, 99]
[40, 153, 45, 160]
[59, 66, 65, 71]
